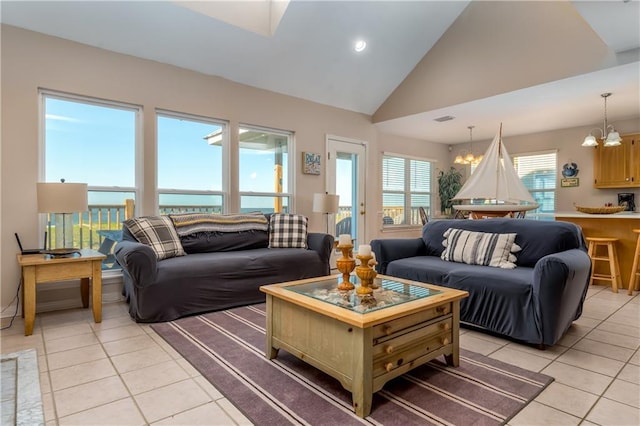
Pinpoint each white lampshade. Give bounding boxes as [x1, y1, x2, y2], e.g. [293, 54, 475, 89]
[37, 182, 88, 213]
[312, 193, 339, 214]
[604, 131, 622, 147]
[581, 134, 598, 147]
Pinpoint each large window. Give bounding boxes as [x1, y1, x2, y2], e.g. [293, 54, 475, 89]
[382, 154, 432, 226]
[238, 125, 292, 213]
[513, 151, 557, 217]
[41, 91, 140, 268]
[157, 111, 227, 214]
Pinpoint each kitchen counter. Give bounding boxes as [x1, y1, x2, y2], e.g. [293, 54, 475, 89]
[555, 213, 639, 291]
[555, 211, 640, 219]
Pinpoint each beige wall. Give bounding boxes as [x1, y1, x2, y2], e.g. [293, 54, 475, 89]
[449, 117, 640, 211]
[0, 25, 450, 311]
[3, 25, 638, 313]
[374, 1, 616, 123]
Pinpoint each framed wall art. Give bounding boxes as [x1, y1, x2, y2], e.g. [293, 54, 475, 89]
[302, 152, 321, 175]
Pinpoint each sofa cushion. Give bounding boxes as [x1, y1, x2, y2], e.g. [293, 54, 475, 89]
[423, 219, 585, 267]
[169, 212, 269, 254]
[179, 231, 269, 254]
[269, 214, 308, 248]
[123, 216, 186, 260]
[441, 228, 520, 269]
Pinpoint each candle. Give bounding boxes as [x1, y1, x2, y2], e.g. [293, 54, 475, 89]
[338, 234, 351, 246]
[358, 244, 371, 256]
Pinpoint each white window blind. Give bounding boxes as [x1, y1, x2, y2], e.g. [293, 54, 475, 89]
[382, 155, 432, 226]
[513, 151, 557, 216]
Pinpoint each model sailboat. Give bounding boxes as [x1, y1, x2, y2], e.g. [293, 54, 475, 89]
[452, 124, 538, 218]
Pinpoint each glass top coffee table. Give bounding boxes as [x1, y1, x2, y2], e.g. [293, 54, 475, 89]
[260, 274, 468, 418]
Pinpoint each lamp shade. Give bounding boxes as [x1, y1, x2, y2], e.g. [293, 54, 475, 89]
[37, 182, 88, 213]
[581, 134, 598, 147]
[604, 130, 622, 147]
[312, 193, 339, 214]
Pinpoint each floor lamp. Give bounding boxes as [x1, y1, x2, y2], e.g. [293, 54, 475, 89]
[313, 193, 339, 235]
[37, 180, 88, 254]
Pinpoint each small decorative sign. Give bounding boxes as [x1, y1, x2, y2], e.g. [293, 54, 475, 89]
[302, 152, 321, 175]
[561, 177, 579, 187]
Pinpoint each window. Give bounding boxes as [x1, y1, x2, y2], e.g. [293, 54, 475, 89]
[382, 154, 432, 226]
[157, 111, 227, 214]
[513, 151, 557, 218]
[238, 125, 292, 213]
[41, 91, 140, 269]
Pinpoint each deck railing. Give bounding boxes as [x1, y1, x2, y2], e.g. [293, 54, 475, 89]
[46, 201, 429, 270]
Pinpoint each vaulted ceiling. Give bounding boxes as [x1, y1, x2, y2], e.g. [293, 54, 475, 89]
[1, 0, 639, 143]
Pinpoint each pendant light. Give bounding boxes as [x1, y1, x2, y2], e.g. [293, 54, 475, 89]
[582, 93, 622, 147]
[454, 126, 483, 165]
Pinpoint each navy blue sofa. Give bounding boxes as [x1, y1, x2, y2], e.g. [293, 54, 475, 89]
[371, 219, 591, 347]
[115, 226, 333, 323]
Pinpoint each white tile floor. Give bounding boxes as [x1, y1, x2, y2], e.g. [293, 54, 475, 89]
[1, 284, 639, 425]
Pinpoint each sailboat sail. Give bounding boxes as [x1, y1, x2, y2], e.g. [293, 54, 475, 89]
[452, 125, 537, 206]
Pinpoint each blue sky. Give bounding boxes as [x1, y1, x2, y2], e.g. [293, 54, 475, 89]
[45, 97, 353, 208]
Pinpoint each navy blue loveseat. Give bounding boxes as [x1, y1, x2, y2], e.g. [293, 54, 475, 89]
[371, 219, 591, 347]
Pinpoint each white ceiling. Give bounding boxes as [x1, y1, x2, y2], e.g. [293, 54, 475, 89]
[1, 0, 639, 144]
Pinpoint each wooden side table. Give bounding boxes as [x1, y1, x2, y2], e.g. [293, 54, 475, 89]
[17, 249, 106, 336]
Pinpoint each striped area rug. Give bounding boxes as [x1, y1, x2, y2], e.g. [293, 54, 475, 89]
[152, 304, 553, 426]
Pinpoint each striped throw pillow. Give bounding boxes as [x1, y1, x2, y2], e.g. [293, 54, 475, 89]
[124, 216, 186, 260]
[441, 228, 520, 269]
[268, 214, 308, 248]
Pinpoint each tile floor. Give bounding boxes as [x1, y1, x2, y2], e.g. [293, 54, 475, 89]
[1, 284, 639, 425]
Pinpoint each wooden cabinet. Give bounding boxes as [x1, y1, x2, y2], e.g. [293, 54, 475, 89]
[594, 133, 640, 188]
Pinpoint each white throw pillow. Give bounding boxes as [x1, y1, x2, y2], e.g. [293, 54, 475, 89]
[441, 228, 520, 269]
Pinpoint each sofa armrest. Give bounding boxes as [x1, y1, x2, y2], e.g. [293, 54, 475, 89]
[114, 240, 158, 288]
[370, 238, 427, 274]
[307, 233, 334, 274]
[532, 248, 592, 346]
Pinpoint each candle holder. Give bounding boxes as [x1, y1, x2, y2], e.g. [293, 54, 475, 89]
[368, 258, 380, 289]
[355, 254, 375, 295]
[334, 241, 355, 291]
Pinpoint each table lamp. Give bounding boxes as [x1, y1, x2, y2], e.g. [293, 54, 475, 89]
[37, 180, 88, 254]
[312, 192, 339, 235]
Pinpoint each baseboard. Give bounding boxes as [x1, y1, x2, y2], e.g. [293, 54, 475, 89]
[0, 275, 124, 318]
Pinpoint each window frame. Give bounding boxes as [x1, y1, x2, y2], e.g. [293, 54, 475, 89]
[382, 152, 435, 228]
[39, 89, 142, 272]
[512, 149, 558, 219]
[155, 109, 229, 214]
[238, 123, 295, 213]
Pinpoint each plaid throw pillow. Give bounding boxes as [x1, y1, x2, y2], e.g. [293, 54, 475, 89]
[441, 228, 520, 269]
[269, 214, 308, 248]
[124, 216, 186, 260]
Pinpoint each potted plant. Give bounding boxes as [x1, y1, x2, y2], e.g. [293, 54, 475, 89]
[438, 167, 463, 216]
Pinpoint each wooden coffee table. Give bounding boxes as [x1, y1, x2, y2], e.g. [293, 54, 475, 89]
[260, 274, 468, 417]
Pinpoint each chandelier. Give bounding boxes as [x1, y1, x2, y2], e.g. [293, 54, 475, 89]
[454, 126, 483, 165]
[581, 93, 622, 147]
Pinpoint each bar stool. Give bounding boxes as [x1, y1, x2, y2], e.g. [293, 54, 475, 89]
[628, 229, 640, 295]
[586, 237, 621, 293]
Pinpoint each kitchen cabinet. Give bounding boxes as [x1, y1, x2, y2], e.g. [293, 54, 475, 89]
[593, 133, 640, 188]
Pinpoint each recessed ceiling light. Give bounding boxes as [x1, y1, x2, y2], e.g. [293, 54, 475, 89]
[354, 40, 367, 52]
